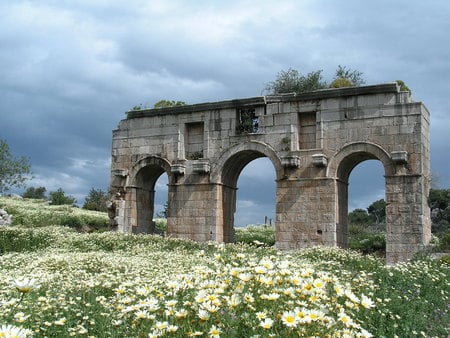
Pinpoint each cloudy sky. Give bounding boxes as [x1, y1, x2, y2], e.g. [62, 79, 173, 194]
[1, 0, 449, 226]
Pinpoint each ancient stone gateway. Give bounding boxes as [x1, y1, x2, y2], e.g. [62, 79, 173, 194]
[109, 83, 431, 263]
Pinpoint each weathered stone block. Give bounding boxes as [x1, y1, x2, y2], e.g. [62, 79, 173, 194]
[391, 151, 408, 164]
[312, 154, 328, 167]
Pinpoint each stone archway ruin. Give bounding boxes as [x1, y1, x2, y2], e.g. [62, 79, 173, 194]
[109, 83, 431, 263]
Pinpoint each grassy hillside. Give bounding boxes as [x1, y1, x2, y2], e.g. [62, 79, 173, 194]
[0, 197, 449, 337]
[0, 196, 108, 229]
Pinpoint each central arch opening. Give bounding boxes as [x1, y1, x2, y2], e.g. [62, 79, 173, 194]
[348, 160, 386, 254]
[336, 153, 386, 248]
[220, 150, 276, 242]
[235, 157, 276, 227]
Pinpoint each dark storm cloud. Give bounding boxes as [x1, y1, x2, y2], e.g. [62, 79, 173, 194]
[1, 0, 449, 222]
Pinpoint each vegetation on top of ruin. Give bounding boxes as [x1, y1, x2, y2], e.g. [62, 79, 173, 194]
[264, 65, 366, 95]
[131, 99, 186, 111]
[264, 65, 412, 96]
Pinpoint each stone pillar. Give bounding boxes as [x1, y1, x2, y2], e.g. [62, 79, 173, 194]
[336, 179, 348, 248]
[275, 177, 336, 250]
[385, 174, 431, 263]
[125, 186, 137, 232]
[167, 182, 216, 242]
[210, 183, 224, 241]
[116, 198, 130, 232]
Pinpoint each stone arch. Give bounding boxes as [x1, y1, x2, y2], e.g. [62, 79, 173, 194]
[327, 142, 394, 248]
[211, 141, 282, 242]
[211, 141, 284, 184]
[327, 142, 394, 180]
[130, 155, 173, 187]
[128, 156, 172, 234]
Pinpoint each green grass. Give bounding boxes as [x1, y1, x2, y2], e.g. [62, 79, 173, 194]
[235, 224, 275, 246]
[0, 197, 449, 337]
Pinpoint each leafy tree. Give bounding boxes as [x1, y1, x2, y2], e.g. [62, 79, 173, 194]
[429, 188, 450, 234]
[49, 188, 76, 206]
[265, 66, 365, 95]
[429, 188, 449, 210]
[153, 100, 186, 108]
[348, 208, 372, 225]
[22, 186, 47, 199]
[333, 65, 365, 86]
[83, 188, 108, 212]
[156, 201, 169, 218]
[367, 199, 386, 224]
[264, 68, 327, 94]
[0, 139, 32, 194]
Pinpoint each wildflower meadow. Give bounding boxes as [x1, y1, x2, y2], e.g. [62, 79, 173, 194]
[0, 197, 449, 337]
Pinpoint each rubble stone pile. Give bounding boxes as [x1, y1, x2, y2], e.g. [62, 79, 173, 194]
[0, 209, 12, 225]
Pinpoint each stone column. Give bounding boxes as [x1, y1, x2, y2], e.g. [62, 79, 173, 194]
[275, 177, 336, 250]
[115, 199, 127, 232]
[385, 174, 431, 263]
[167, 181, 216, 242]
[336, 178, 348, 248]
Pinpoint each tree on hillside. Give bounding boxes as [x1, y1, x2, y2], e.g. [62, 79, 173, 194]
[429, 188, 449, 210]
[0, 139, 32, 194]
[49, 188, 76, 206]
[23, 186, 47, 199]
[367, 199, 386, 224]
[83, 188, 108, 212]
[348, 208, 373, 225]
[348, 199, 386, 226]
[429, 188, 450, 234]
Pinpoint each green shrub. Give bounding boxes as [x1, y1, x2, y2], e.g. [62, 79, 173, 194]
[330, 77, 353, 88]
[395, 79, 411, 95]
[349, 233, 386, 255]
[59, 214, 82, 227]
[49, 188, 76, 205]
[439, 233, 450, 251]
[154, 218, 167, 233]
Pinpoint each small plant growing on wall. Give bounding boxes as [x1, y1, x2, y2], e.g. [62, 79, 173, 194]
[186, 151, 203, 160]
[395, 80, 411, 95]
[236, 108, 259, 134]
[281, 137, 290, 151]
